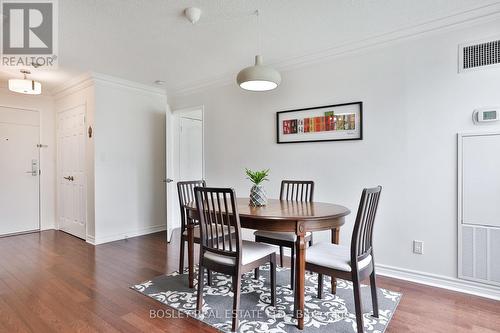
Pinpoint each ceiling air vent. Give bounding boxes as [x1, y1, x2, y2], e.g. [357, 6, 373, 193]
[459, 38, 500, 73]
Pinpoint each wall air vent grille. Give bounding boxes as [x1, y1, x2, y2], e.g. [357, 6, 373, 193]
[460, 39, 500, 72]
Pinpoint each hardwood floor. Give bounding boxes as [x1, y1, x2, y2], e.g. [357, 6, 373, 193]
[0, 230, 498, 332]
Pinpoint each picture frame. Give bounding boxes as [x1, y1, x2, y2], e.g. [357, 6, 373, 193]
[276, 102, 363, 144]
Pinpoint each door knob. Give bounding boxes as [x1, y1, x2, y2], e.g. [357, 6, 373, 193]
[64, 176, 74, 181]
[163, 178, 173, 183]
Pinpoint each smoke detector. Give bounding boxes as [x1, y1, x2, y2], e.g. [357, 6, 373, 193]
[184, 7, 201, 24]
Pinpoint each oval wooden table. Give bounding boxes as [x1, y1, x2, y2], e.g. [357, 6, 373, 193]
[185, 198, 350, 330]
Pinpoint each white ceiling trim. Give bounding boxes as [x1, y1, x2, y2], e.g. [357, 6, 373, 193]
[170, 2, 500, 97]
[53, 72, 167, 99]
[52, 72, 94, 99]
[92, 72, 167, 97]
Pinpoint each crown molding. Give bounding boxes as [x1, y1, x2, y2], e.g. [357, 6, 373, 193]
[53, 72, 167, 99]
[52, 72, 94, 99]
[91, 72, 167, 97]
[170, 3, 500, 97]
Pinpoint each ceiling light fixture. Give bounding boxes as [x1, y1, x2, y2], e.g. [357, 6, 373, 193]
[236, 10, 281, 92]
[8, 70, 42, 95]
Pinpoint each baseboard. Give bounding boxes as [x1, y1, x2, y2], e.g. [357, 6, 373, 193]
[86, 235, 96, 245]
[87, 224, 166, 245]
[376, 263, 500, 301]
[40, 224, 56, 231]
[279, 247, 500, 301]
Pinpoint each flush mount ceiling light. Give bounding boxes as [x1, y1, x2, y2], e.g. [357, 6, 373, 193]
[184, 7, 202, 24]
[236, 10, 281, 92]
[8, 70, 42, 95]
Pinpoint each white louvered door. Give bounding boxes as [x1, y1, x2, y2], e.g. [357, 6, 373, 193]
[458, 132, 500, 286]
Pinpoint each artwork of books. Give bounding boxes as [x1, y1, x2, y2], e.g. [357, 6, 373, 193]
[277, 102, 363, 143]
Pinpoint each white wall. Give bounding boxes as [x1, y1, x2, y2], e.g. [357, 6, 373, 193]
[170, 19, 500, 282]
[0, 88, 56, 230]
[93, 79, 167, 243]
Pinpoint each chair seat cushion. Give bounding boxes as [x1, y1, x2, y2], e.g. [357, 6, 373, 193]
[306, 242, 372, 272]
[204, 240, 276, 266]
[183, 225, 234, 239]
[254, 230, 312, 242]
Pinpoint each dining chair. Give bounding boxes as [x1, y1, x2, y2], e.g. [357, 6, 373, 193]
[305, 186, 382, 333]
[254, 180, 314, 289]
[177, 180, 212, 287]
[195, 187, 277, 332]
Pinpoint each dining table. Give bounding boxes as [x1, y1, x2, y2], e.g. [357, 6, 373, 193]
[185, 197, 350, 330]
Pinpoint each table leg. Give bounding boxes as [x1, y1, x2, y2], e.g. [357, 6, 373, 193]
[331, 227, 340, 294]
[187, 223, 195, 288]
[294, 222, 306, 330]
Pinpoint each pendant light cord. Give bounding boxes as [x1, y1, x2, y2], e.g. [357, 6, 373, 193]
[256, 9, 262, 56]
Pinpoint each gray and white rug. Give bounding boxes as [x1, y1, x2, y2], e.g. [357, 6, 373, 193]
[132, 265, 401, 332]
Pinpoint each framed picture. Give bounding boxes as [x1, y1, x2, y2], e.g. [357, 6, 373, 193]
[276, 102, 363, 144]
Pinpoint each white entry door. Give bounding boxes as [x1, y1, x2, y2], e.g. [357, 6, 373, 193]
[57, 106, 86, 239]
[0, 107, 40, 235]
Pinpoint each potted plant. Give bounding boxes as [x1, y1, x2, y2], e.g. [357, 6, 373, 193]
[245, 168, 270, 207]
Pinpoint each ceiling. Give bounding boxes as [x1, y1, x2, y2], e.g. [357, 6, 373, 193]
[1, 0, 500, 95]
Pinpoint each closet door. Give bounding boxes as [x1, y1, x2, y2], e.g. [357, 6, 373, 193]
[57, 105, 86, 239]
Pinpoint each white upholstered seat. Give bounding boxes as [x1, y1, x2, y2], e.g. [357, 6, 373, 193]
[306, 242, 372, 272]
[253, 230, 312, 242]
[204, 240, 276, 266]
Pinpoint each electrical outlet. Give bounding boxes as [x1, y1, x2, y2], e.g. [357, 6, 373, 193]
[413, 240, 424, 254]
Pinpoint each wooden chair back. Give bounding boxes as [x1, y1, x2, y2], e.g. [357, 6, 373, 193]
[279, 180, 314, 202]
[194, 187, 242, 264]
[350, 186, 382, 267]
[177, 180, 206, 232]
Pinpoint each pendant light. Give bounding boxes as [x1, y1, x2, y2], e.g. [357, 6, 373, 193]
[9, 70, 42, 95]
[236, 10, 281, 91]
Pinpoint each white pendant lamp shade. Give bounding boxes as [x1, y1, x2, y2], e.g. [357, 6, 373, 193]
[237, 55, 281, 91]
[8, 70, 42, 95]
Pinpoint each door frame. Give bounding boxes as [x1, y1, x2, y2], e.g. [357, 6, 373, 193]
[0, 104, 42, 236]
[56, 103, 87, 240]
[165, 105, 205, 242]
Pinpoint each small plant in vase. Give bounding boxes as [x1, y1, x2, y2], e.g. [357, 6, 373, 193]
[245, 168, 270, 207]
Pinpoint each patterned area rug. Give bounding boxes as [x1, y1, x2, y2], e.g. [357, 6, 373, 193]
[131, 265, 401, 332]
